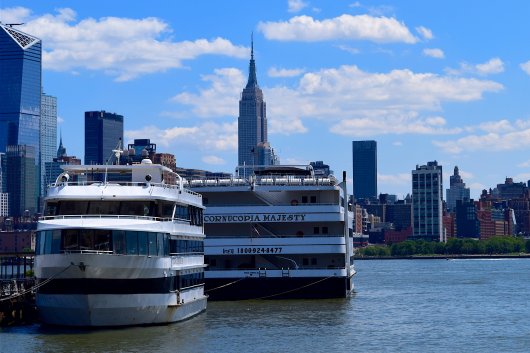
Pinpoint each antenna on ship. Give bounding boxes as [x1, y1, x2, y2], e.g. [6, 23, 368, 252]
[112, 138, 123, 165]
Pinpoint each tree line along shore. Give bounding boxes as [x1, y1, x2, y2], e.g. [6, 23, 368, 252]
[355, 237, 530, 258]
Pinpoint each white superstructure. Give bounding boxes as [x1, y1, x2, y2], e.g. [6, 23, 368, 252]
[190, 165, 355, 300]
[35, 160, 207, 326]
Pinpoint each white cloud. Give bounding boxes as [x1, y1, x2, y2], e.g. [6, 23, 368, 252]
[520, 60, 530, 76]
[288, 0, 308, 13]
[202, 155, 226, 165]
[10, 7, 247, 81]
[518, 159, 530, 168]
[336, 45, 360, 55]
[378, 173, 410, 185]
[125, 121, 237, 151]
[171, 68, 245, 117]
[446, 57, 504, 76]
[423, 48, 444, 59]
[282, 157, 310, 165]
[478, 119, 514, 133]
[415, 26, 433, 40]
[268, 67, 305, 77]
[258, 14, 418, 43]
[172, 64, 502, 137]
[433, 119, 530, 154]
[475, 58, 504, 75]
[0, 6, 31, 23]
[392, 141, 403, 146]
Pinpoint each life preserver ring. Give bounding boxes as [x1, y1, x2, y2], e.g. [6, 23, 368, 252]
[291, 199, 298, 206]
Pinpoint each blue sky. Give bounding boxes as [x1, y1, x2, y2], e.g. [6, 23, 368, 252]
[2, 0, 530, 199]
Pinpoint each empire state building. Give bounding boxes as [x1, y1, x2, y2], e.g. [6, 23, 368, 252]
[237, 38, 278, 176]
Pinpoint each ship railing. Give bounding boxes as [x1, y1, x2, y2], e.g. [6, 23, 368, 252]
[39, 214, 180, 222]
[48, 181, 202, 198]
[188, 176, 336, 187]
[209, 266, 346, 271]
[203, 202, 339, 207]
[62, 249, 114, 255]
[204, 234, 346, 239]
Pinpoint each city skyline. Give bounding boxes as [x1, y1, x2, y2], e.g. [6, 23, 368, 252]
[3, 1, 530, 199]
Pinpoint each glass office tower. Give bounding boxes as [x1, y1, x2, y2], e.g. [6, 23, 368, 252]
[40, 93, 57, 197]
[0, 24, 41, 156]
[0, 24, 42, 214]
[84, 111, 124, 165]
[5, 145, 37, 217]
[352, 140, 377, 201]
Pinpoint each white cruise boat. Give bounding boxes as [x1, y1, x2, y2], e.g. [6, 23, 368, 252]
[189, 165, 355, 300]
[35, 160, 207, 326]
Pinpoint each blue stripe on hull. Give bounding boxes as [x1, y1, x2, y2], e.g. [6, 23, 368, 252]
[36, 277, 203, 294]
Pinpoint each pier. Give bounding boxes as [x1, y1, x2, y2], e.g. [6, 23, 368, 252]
[0, 254, 37, 326]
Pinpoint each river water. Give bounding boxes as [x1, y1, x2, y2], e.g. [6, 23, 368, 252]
[2, 258, 530, 353]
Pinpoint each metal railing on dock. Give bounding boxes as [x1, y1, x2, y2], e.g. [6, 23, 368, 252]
[0, 254, 35, 279]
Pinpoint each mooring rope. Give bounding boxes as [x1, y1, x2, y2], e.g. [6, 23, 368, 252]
[204, 277, 246, 293]
[0, 263, 74, 302]
[247, 275, 334, 300]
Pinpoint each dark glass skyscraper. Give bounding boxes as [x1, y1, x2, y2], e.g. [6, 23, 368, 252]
[84, 111, 124, 165]
[0, 24, 42, 213]
[237, 38, 277, 176]
[352, 140, 377, 200]
[0, 24, 41, 154]
[6, 145, 37, 217]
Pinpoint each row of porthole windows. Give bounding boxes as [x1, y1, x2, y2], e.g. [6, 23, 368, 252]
[36, 229, 203, 256]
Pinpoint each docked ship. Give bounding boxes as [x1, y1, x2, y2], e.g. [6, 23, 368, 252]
[35, 160, 207, 326]
[189, 165, 355, 300]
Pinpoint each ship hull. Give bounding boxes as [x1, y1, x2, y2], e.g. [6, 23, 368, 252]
[37, 293, 207, 327]
[205, 276, 353, 301]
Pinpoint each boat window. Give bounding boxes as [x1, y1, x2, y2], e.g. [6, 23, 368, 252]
[148, 232, 157, 256]
[302, 196, 308, 204]
[157, 201, 174, 219]
[121, 201, 154, 217]
[138, 232, 148, 255]
[314, 227, 320, 234]
[310, 196, 317, 203]
[157, 233, 166, 256]
[112, 230, 126, 255]
[175, 205, 189, 221]
[44, 202, 58, 216]
[63, 229, 79, 251]
[322, 227, 329, 234]
[87, 201, 120, 215]
[94, 230, 111, 252]
[43, 231, 53, 254]
[126, 231, 138, 255]
[35, 232, 42, 255]
[79, 230, 95, 250]
[58, 201, 89, 215]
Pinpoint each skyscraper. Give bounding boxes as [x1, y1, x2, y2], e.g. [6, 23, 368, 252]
[0, 24, 42, 211]
[40, 93, 57, 197]
[45, 137, 81, 189]
[446, 166, 470, 212]
[352, 140, 377, 201]
[237, 37, 277, 176]
[412, 161, 444, 242]
[84, 111, 124, 165]
[0, 153, 8, 217]
[5, 145, 37, 217]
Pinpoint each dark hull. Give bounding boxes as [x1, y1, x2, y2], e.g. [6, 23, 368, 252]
[205, 276, 354, 301]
